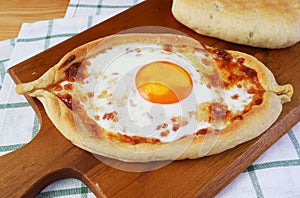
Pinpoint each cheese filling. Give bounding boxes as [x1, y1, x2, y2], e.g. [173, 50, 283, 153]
[51, 43, 258, 143]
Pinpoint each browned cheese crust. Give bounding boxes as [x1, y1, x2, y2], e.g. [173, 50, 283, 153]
[16, 34, 293, 162]
[171, 0, 300, 49]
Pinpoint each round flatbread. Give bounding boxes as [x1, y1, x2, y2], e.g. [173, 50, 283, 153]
[171, 0, 300, 48]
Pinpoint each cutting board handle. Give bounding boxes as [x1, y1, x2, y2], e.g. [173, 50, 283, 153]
[0, 118, 99, 197]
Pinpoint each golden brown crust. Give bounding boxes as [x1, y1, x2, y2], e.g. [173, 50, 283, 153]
[15, 33, 293, 162]
[31, 89, 79, 142]
[226, 50, 293, 103]
[171, 0, 300, 48]
[15, 39, 103, 95]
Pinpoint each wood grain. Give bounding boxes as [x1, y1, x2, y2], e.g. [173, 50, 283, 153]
[1, 0, 300, 197]
[0, 0, 69, 41]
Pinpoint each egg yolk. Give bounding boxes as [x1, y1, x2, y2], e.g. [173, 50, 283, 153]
[135, 61, 193, 104]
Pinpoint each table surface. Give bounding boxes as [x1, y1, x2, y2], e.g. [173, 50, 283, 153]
[0, 0, 69, 41]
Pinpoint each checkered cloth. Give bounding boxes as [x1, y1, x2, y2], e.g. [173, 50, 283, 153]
[0, 0, 299, 197]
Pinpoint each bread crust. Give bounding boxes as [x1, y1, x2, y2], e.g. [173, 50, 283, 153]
[16, 33, 293, 162]
[171, 0, 300, 49]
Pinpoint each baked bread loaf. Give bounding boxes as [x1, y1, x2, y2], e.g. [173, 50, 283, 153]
[172, 0, 300, 49]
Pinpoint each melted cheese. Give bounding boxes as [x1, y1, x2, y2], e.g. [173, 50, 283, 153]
[54, 43, 257, 142]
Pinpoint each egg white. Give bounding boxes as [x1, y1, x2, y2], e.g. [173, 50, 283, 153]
[73, 43, 254, 142]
